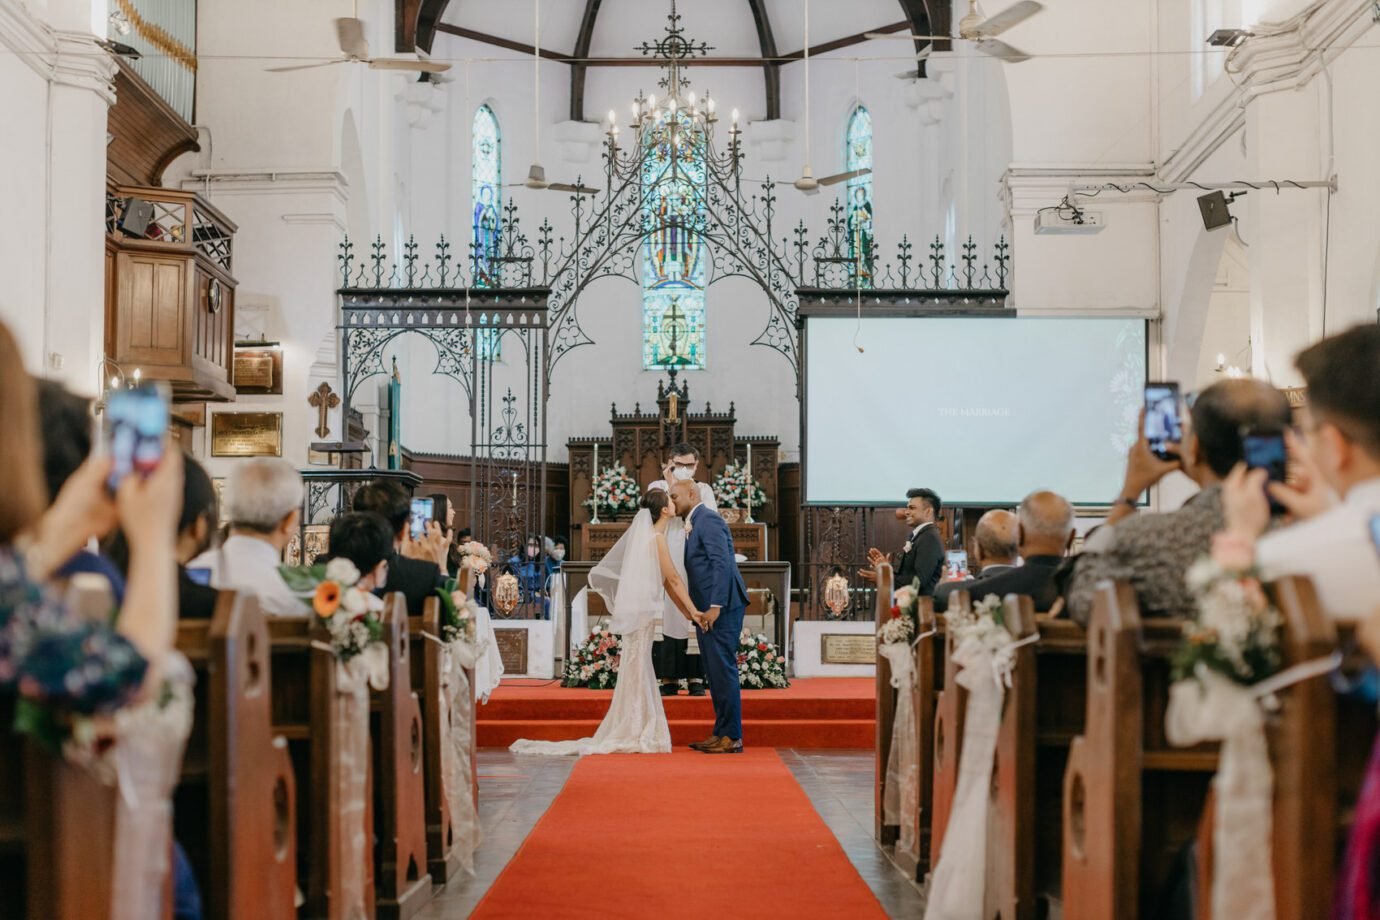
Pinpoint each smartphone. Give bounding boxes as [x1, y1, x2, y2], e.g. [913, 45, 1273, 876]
[185, 567, 213, 587]
[104, 382, 169, 491]
[1242, 428, 1288, 516]
[946, 550, 970, 581]
[1143, 382, 1183, 461]
[409, 497, 435, 540]
[1368, 514, 1380, 558]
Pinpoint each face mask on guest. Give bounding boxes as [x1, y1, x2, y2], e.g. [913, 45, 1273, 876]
[671, 465, 695, 481]
[551, 547, 566, 561]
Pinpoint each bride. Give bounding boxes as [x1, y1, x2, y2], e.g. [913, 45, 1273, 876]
[510, 487, 700, 755]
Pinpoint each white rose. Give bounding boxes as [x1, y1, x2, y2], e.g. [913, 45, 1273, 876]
[341, 587, 369, 615]
[325, 558, 361, 587]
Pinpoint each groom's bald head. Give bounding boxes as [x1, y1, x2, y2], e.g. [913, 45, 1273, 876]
[670, 478, 699, 516]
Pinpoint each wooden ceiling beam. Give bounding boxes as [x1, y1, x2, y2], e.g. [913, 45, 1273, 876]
[568, 0, 603, 122]
[415, 0, 455, 54]
[744, 0, 782, 120]
[434, 22, 571, 62]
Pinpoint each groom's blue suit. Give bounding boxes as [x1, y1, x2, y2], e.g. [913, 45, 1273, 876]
[683, 502, 749, 741]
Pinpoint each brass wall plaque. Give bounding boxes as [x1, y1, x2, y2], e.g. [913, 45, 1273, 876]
[211, 412, 283, 457]
[494, 629, 529, 675]
[234, 349, 283, 395]
[821, 633, 876, 665]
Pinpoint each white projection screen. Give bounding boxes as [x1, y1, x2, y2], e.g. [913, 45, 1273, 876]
[803, 315, 1146, 506]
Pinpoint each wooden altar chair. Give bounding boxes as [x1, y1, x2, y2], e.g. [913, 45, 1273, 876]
[175, 593, 298, 920]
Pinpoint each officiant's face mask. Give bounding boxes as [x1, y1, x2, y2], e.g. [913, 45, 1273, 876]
[671, 457, 697, 481]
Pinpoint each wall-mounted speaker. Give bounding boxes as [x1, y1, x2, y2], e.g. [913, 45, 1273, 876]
[1197, 191, 1234, 231]
[118, 198, 154, 237]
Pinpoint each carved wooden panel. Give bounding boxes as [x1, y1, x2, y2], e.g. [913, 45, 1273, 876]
[116, 250, 188, 365]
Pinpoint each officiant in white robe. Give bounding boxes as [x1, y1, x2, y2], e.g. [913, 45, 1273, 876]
[647, 444, 717, 696]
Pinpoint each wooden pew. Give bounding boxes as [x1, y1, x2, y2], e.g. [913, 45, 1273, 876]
[175, 592, 298, 920]
[873, 562, 897, 846]
[986, 598, 1088, 920]
[408, 597, 479, 885]
[1062, 583, 1218, 920]
[269, 615, 376, 920]
[0, 700, 118, 919]
[372, 595, 433, 919]
[928, 588, 972, 867]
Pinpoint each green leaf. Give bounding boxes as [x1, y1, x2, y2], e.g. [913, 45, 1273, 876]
[278, 564, 327, 593]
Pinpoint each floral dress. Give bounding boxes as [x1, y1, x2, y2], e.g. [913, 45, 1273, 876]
[0, 546, 147, 714]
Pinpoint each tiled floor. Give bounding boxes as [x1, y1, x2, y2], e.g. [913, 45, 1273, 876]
[416, 749, 926, 918]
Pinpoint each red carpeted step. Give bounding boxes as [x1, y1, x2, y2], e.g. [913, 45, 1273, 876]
[477, 718, 875, 749]
[477, 694, 873, 721]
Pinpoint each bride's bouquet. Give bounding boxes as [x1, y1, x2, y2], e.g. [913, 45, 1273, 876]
[736, 629, 789, 689]
[564, 623, 622, 689]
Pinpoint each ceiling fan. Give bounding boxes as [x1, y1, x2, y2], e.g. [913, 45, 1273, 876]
[515, 0, 599, 196]
[866, 0, 1044, 64]
[793, 0, 872, 195]
[266, 16, 451, 73]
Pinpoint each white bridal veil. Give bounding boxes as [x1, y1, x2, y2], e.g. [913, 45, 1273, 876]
[588, 507, 663, 636]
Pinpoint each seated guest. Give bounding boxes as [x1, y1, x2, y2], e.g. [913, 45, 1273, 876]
[860, 487, 946, 596]
[0, 320, 182, 710]
[325, 512, 393, 603]
[188, 458, 305, 617]
[352, 479, 445, 615]
[1219, 325, 1380, 620]
[934, 509, 1018, 613]
[37, 379, 127, 602]
[547, 535, 568, 577]
[109, 457, 221, 621]
[947, 492, 1074, 613]
[1064, 378, 1292, 626]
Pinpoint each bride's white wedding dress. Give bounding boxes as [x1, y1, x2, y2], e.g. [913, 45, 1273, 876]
[510, 509, 671, 756]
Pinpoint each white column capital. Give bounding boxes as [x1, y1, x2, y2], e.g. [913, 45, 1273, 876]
[52, 30, 117, 103]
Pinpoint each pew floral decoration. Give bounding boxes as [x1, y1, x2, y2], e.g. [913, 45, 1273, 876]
[458, 541, 493, 575]
[1171, 532, 1282, 686]
[736, 629, 789, 689]
[564, 622, 621, 689]
[280, 559, 389, 690]
[711, 460, 768, 511]
[945, 594, 1025, 682]
[878, 579, 921, 646]
[436, 579, 479, 647]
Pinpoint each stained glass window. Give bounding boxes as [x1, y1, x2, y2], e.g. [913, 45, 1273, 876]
[845, 105, 875, 285]
[641, 112, 707, 370]
[472, 105, 502, 288]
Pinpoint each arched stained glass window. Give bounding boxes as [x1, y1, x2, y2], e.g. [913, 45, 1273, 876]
[845, 105, 875, 284]
[641, 112, 707, 370]
[472, 105, 502, 288]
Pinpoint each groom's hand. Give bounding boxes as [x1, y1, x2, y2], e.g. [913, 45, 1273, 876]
[701, 607, 720, 631]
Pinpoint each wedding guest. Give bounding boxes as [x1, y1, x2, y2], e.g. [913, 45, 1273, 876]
[861, 487, 945, 596]
[188, 458, 305, 617]
[325, 512, 393, 599]
[1063, 378, 1291, 626]
[352, 479, 446, 615]
[1217, 324, 1380, 620]
[430, 493, 464, 574]
[546, 535, 568, 578]
[37, 379, 127, 601]
[0, 320, 182, 711]
[933, 509, 1018, 612]
[970, 490, 1074, 613]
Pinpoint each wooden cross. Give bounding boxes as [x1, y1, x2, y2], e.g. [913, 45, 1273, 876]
[308, 382, 340, 438]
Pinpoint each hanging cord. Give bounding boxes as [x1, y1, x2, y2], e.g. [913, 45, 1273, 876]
[852, 55, 864, 354]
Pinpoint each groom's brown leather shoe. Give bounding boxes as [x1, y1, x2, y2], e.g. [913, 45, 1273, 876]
[700, 737, 743, 755]
[688, 735, 719, 751]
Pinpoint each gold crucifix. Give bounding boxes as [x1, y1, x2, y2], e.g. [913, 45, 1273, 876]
[308, 382, 340, 438]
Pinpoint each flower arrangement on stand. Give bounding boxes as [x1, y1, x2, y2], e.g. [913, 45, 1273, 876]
[564, 622, 622, 688]
[583, 464, 641, 520]
[712, 460, 767, 512]
[280, 558, 389, 688]
[736, 629, 789, 689]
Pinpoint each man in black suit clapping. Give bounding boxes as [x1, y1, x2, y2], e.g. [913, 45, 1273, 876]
[860, 487, 946, 596]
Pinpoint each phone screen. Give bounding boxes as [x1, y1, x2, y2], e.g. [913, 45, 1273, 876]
[1243, 430, 1287, 515]
[1369, 514, 1380, 559]
[409, 497, 434, 540]
[104, 383, 169, 491]
[946, 550, 970, 581]
[185, 567, 213, 587]
[1144, 382, 1183, 461]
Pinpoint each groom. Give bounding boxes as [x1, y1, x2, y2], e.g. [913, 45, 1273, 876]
[670, 479, 748, 754]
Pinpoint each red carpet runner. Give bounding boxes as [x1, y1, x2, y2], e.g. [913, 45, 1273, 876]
[471, 748, 889, 919]
[477, 677, 875, 748]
